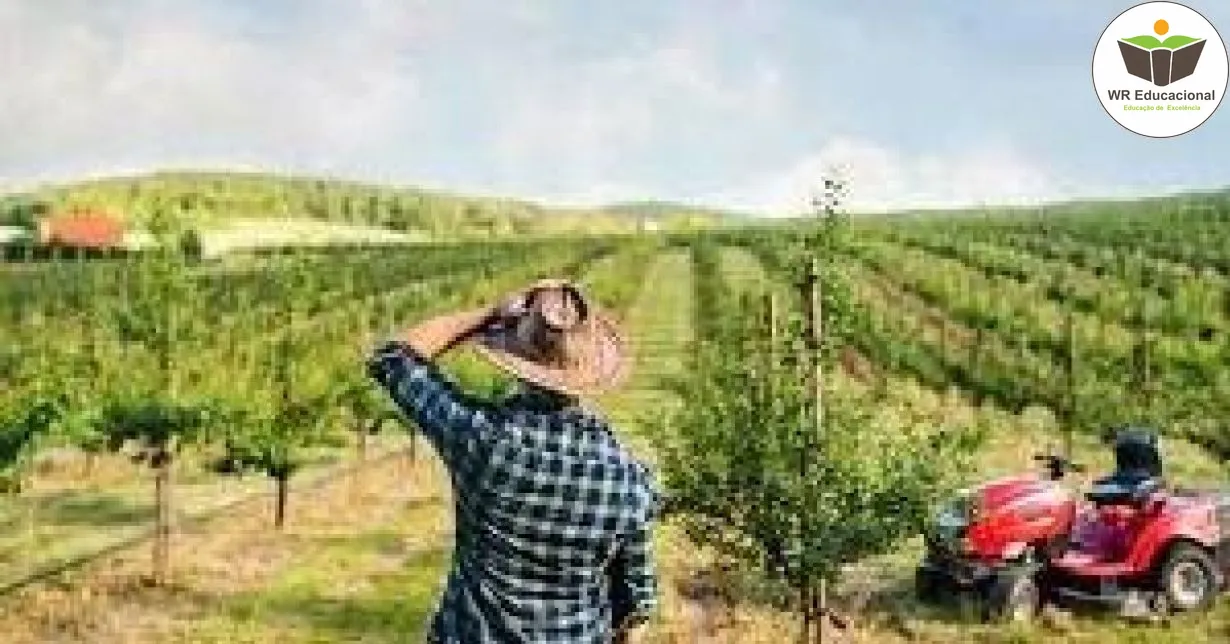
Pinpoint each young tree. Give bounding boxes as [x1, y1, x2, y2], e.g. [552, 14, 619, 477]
[91, 395, 216, 577]
[216, 327, 345, 529]
[658, 175, 983, 642]
[213, 254, 344, 528]
[80, 203, 224, 585]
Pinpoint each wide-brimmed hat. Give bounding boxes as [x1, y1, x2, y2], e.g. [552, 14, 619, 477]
[466, 280, 630, 398]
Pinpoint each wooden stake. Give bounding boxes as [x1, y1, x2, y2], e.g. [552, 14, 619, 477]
[152, 452, 171, 586]
[1064, 310, 1076, 459]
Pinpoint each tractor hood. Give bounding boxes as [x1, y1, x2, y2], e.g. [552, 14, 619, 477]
[928, 473, 1077, 562]
[945, 474, 1066, 523]
[976, 475, 1061, 514]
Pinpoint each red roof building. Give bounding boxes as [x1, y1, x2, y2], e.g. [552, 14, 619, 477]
[37, 209, 126, 249]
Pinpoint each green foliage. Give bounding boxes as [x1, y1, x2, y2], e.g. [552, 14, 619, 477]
[217, 394, 344, 480]
[332, 369, 396, 437]
[0, 388, 72, 492]
[661, 293, 980, 579]
[658, 183, 981, 628]
[575, 238, 664, 318]
[88, 394, 219, 464]
[215, 326, 345, 481]
[827, 205, 1230, 460]
[61, 204, 235, 476]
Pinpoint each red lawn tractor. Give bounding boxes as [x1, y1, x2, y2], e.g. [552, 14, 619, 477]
[916, 427, 1230, 622]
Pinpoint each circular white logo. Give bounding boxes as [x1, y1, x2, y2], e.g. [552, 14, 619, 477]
[1093, 1, 1228, 138]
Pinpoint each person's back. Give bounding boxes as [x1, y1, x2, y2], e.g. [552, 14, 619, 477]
[367, 279, 658, 643]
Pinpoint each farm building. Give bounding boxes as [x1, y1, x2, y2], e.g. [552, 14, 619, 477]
[0, 225, 30, 244]
[37, 209, 126, 249]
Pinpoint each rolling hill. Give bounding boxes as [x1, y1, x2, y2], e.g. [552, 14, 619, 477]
[0, 170, 734, 243]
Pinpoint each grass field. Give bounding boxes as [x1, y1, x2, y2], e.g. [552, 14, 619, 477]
[2, 229, 1229, 642]
[0, 443, 441, 643]
[0, 436, 408, 591]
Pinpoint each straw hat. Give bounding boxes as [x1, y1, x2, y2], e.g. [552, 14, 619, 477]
[467, 279, 631, 398]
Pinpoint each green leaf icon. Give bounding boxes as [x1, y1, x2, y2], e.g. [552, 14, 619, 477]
[1121, 34, 1202, 50]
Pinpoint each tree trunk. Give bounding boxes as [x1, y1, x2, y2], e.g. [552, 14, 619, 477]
[26, 494, 37, 552]
[1137, 290, 1154, 420]
[806, 256, 827, 644]
[809, 257, 824, 454]
[1063, 311, 1076, 458]
[800, 583, 821, 644]
[799, 586, 808, 643]
[152, 454, 171, 586]
[274, 473, 289, 529]
[971, 326, 985, 406]
[817, 580, 827, 643]
[351, 426, 368, 497]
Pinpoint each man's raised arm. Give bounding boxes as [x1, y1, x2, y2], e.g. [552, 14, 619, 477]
[365, 307, 495, 466]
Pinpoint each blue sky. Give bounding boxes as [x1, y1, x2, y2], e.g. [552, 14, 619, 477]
[1, 0, 1227, 213]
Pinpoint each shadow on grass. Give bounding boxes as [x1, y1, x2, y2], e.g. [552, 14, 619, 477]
[306, 528, 409, 555]
[0, 491, 152, 534]
[220, 545, 450, 642]
[854, 576, 989, 636]
[846, 571, 1230, 644]
[39, 493, 153, 527]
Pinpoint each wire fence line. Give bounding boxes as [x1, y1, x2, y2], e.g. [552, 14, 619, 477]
[0, 440, 418, 598]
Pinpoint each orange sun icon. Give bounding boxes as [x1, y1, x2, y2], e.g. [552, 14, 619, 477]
[1154, 19, 1169, 35]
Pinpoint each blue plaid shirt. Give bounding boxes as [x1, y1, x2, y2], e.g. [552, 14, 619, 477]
[367, 341, 659, 643]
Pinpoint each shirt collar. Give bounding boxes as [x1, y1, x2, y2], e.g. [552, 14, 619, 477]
[505, 384, 578, 413]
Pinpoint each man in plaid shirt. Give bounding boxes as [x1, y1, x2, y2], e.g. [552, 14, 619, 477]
[367, 279, 659, 643]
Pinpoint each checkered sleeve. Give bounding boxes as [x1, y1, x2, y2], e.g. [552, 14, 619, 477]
[366, 340, 491, 466]
[611, 472, 661, 629]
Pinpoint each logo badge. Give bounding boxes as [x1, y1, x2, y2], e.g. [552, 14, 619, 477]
[1093, 2, 1228, 138]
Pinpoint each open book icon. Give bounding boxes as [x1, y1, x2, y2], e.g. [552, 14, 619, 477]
[1118, 35, 1207, 86]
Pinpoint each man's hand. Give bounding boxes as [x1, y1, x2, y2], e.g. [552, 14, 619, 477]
[396, 278, 579, 360]
[399, 306, 495, 360]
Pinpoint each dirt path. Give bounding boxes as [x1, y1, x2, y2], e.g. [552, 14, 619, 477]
[591, 249, 750, 643]
[599, 250, 695, 465]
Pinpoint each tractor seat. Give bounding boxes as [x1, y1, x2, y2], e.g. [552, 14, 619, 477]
[1086, 427, 1163, 507]
[1086, 473, 1161, 506]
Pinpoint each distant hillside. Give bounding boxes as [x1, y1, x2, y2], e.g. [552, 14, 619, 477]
[0, 170, 729, 241]
[599, 200, 751, 223]
[848, 187, 1230, 221]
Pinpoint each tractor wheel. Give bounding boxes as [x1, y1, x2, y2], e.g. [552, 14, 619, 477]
[1156, 543, 1218, 613]
[915, 566, 948, 603]
[983, 567, 1041, 623]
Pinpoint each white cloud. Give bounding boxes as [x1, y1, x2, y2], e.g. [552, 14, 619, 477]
[491, 26, 786, 187]
[721, 137, 1069, 215]
[0, 1, 1177, 210]
[0, 1, 421, 179]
